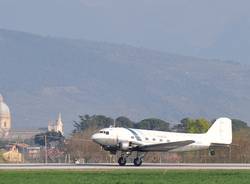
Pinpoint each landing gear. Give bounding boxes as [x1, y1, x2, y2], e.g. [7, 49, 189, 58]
[118, 157, 127, 166]
[209, 148, 215, 156]
[118, 152, 131, 166]
[117, 151, 145, 166]
[133, 152, 144, 166]
[133, 157, 142, 166]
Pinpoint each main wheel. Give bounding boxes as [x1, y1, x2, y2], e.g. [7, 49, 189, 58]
[133, 157, 142, 166]
[209, 149, 215, 156]
[118, 157, 126, 166]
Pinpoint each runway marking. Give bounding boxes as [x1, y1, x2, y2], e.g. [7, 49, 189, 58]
[1, 163, 250, 170]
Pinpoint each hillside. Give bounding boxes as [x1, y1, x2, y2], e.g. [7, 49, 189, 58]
[1, 29, 250, 133]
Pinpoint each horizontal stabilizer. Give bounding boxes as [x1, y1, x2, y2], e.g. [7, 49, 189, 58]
[210, 143, 231, 147]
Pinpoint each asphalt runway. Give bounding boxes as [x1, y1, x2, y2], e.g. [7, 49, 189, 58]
[1, 163, 250, 170]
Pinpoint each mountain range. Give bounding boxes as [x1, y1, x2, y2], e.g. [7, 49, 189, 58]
[1, 29, 250, 134]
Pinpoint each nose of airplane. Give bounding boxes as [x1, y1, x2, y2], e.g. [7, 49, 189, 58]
[91, 132, 115, 145]
[91, 133, 101, 144]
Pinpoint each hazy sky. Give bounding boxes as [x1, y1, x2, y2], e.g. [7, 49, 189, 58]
[0, 0, 249, 63]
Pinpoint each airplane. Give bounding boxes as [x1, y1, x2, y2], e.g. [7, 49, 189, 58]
[91, 117, 232, 166]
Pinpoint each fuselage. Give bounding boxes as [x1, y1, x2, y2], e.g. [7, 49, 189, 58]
[91, 118, 232, 166]
[91, 127, 210, 152]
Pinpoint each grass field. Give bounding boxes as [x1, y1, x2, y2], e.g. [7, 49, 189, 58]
[0, 170, 250, 184]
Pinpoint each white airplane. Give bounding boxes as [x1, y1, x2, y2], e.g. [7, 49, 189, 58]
[91, 117, 232, 166]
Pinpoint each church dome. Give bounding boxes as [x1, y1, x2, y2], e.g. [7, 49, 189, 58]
[0, 95, 10, 118]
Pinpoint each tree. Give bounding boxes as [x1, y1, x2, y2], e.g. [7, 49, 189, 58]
[173, 118, 210, 133]
[136, 118, 170, 131]
[66, 129, 110, 163]
[73, 114, 114, 133]
[186, 118, 210, 133]
[34, 131, 65, 148]
[172, 118, 190, 132]
[232, 119, 248, 132]
[115, 116, 135, 128]
[73, 114, 91, 133]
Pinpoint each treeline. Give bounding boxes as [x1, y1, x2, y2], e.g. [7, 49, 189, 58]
[73, 115, 170, 133]
[73, 114, 248, 134]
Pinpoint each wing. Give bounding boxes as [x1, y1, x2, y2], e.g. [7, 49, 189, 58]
[136, 140, 195, 152]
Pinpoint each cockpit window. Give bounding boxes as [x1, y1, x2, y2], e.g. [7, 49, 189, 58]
[99, 130, 109, 135]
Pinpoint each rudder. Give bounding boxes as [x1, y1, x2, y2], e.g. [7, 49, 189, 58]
[206, 117, 232, 145]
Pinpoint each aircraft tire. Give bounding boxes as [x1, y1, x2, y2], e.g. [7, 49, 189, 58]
[209, 149, 215, 156]
[118, 157, 126, 166]
[133, 157, 142, 166]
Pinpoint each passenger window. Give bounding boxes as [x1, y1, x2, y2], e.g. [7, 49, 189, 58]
[106, 131, 109, 135]
[153, 138, 156, 141]
[131, 136, 135, 139]
[160, 139, 163, 142]
[145, 138, 149, 141]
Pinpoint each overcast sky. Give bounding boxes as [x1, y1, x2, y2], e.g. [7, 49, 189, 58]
[0, 0, 249, 63]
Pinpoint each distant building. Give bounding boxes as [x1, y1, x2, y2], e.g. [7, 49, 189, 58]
[48, 113, 64, 135]
[8, 129, 45, 140]
[0, 94, 46, 140]
[0, 94, 11, 137]
[0, 94, 63, 140]
[26, 147, 41, 160]
[3, 145, 23, 163]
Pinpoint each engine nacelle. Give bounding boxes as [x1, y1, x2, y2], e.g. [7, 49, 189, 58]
[119, 142, 132, 151]
[103, 145, 118, 153]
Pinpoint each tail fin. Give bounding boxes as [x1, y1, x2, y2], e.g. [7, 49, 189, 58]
[206, 117, 232, 145]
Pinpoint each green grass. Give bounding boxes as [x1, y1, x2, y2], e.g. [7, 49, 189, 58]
[0, 170, 250, 184]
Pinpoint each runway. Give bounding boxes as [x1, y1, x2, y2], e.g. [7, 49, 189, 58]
[1, 163, 250, 170]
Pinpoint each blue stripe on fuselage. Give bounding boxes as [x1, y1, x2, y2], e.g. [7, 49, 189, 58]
[126, 128, 142, 141]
